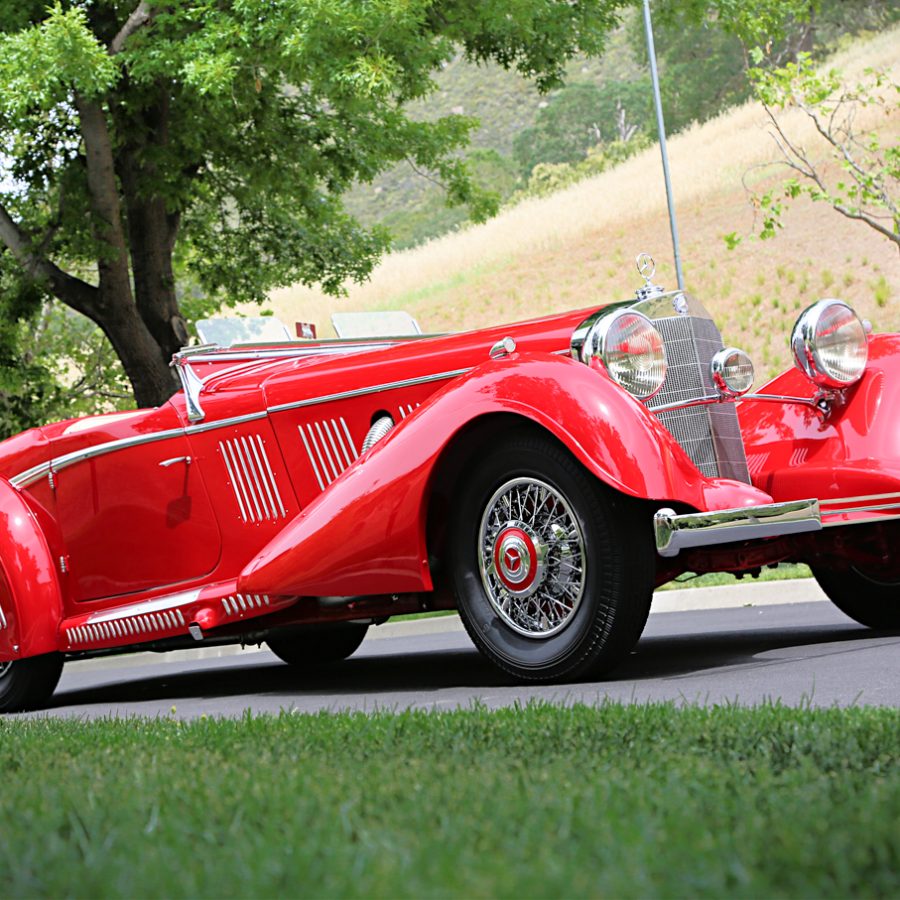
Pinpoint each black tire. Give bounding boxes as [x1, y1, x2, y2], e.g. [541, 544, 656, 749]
[812, 565, 900, 629]
[266, 623, 369, 668]
[450, 431, 655, 683]
[0, 654, 64, 713]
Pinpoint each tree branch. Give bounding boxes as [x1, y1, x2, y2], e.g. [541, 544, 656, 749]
[828, 201, 900, 246]
[109, 1, 156, 55]
[0, 201, 100, 315]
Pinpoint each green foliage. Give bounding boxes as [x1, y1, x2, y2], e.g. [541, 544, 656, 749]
[0, 261, 60, 436]
[0, 0, 634, 414]
[516, 134, 652, 199]
[374, 148, 519, 249]
[350, 2, 894, 250]
[0, 261, 131, 438]
[628, 9, 753, 134]
[748, 55, 899, 249]
[648, 0, 816, 48]
[512, 80, 652, 177]
[1, 704, 899, 897]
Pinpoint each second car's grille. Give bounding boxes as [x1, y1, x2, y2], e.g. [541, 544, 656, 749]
[647, 315, 750, 483]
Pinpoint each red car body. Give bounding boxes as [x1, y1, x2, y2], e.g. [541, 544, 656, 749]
[1, 271, 898, 709]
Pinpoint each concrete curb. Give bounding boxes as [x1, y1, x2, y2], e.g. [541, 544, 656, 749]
[67, 578, 826, 673]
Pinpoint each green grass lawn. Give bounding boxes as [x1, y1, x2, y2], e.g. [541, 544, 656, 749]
[657, 562, 813, 591]
[3, 703, 898, 898]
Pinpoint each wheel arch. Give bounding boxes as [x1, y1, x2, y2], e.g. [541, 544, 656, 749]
[423, 413, 583, 591]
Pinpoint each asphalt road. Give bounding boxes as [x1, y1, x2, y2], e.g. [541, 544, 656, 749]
[23, 587, 900, 719]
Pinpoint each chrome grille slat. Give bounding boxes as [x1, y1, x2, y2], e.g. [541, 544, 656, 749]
[646, 312, 750, 482]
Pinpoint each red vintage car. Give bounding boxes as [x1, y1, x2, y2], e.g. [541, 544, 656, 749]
[1, 255, 898, 711]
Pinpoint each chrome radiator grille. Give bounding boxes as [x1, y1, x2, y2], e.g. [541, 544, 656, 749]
[647, 316, 750, 483]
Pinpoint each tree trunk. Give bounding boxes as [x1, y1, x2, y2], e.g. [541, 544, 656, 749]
[76, 93, 180, 408]
[94, 287, 182, 408]
[122, 177, 189, 360]
[119, 93, 190, 365]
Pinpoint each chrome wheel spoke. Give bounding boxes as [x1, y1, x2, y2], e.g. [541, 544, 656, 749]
[478, 476, 587, 639]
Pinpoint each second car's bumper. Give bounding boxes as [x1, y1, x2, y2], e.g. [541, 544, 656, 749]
[654, 499, 822, 557]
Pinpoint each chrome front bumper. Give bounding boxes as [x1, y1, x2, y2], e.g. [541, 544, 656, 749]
[654, 499, 822, 557]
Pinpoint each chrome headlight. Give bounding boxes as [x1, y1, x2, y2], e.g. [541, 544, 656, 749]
[582, 310, 668, 400]
[791, 300, 868, 388]
[711, 347, 754, 398]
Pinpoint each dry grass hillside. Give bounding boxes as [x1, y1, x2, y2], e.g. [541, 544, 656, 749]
[271, 27, 899, 381]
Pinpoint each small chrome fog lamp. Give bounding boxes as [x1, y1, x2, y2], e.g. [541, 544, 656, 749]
[711, 348, 754, 398]
[791, 299, 868, 388]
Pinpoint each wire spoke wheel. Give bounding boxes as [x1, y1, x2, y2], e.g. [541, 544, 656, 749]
[479, 477, 586, 638]
[451, 430, 655, 683]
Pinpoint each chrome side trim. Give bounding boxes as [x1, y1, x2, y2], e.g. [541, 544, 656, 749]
[221, 594, 270, 616]
[0, 603, 7, 630]
[219, 435, 286, 523]
[654, 499, 822, 557]
[821, 512, 900, 528]
[10, 427, 188, 489]
[822, 501, 900, 516]
[398, 403, 418, 419]
[87, 589, 201, 623]
[68, 607, 188, 647]
[820, 492, 900, 505]
[299, 417, 359, 490]
[10, 462, 52, 490]
[267, 368, 471, 414]
[298, 427, 325, 491]
[250, 434, 287, 518]
[185, 411, 268, 435]
[10, 411, 271, 490]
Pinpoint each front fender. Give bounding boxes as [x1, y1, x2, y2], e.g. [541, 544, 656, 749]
[0, 477, 63, 660]
[740, 333, 900, 502]
[240, 353, 770, 597]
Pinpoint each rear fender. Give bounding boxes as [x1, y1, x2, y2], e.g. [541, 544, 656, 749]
[0, 477, 63, 660]
[240, 354, 770, 597]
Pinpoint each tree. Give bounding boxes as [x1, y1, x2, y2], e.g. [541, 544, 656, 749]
[745, 54, 898, 252]
[0, 0, 629, 410]
[512, 80, 652, 178]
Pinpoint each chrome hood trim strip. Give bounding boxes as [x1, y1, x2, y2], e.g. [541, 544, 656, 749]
[266, 368, 472, 413]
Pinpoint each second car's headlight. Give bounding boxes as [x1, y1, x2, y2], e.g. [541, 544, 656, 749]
[583, 310, 668, 400]
[791, 299, 868, 388]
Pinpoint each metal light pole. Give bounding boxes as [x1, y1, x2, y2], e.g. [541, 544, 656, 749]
[642, 0, 685, 291]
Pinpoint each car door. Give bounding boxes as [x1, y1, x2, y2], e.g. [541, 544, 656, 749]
[54, 431, 222, 603]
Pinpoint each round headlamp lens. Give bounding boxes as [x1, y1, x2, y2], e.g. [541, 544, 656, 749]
[599, 311, 668, 399]
[791, 300, 867, 388]
[711, 347, 754, 398]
